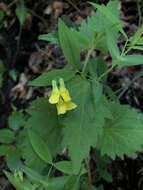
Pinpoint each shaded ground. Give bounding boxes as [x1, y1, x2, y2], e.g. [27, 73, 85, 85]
[0, 0, 143, 189]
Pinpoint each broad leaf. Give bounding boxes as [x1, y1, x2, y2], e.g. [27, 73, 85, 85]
[61, 77, 110, 173]
[29, 67, 75, 86]
[28, 130, 52, 164]
[21, 98, 61, 171]
[58, 19, 81, 69]
[98, 102, 143, 158]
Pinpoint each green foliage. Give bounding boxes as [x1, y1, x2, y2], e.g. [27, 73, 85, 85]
[28, 130, 52, 164]
[30, 67, 75, 86]
[58, 19, 81, 69]
[15, 0, 27, 26]
[0, 129, 14, 144]
[3, 1, 143, 189]
[98, 102, 143, 159]
[8, 111, 25, 131]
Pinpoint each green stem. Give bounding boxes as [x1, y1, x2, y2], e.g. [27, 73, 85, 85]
[82, 48, 94, 76]
[98, 64, 115, 81]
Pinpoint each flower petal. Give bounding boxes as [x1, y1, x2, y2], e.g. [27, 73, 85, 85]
[66, 101, 77, 111]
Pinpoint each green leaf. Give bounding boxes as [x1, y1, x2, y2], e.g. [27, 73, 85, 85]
[98, 102, 143, 159]
[120, 55, 143, 66]
[8, 111, 25, 131]
[54, 161, 73, 174]
[98, 169, 112, 182]
[58, 19, 81, 69]
[61, 77, 109, 173]
[106, 31, 120, 60]
[28, 129, 52, 164]
[0, 10, 4, 23]
[63, 175, 80, 190]
[91, 81, 103, 105]
[91, 2, 126, 38]
[22, 98, 61, 171]
[5, 171, 38, 190]
[0, 129, 14, 144]
[129, 26, 143, 47]
[0, 145, 15, 157]
[38, 32, 59, 44]
[15, 0, 27, 26]
[21, 165, 49, 187]
[29, 67, 75, 86]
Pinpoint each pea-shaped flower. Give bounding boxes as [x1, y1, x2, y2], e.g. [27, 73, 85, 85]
[49, 78, 77, 115]
[49, 80, 60, 104]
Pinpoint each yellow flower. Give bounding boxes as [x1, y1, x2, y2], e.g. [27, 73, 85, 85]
[49, 80, 60, 104]
[59, 78, 71, 102]
[66, 101, 77, 111]
[49, 78, 77, 115]
[56, 98, 67, 115]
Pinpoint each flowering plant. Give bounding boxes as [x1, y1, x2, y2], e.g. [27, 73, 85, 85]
[2, 1, 143, 189]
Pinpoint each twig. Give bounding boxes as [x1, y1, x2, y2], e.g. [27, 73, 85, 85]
[137, 0, 142, 26]
[66, 0, 82, 14]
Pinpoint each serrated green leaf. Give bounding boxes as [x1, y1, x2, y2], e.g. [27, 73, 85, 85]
[91, 80, 103, 105]
[58, 19, 81, 69]
[98, 102, 143, 159]
[38, 32, 59, 45]
[91, 2, 126, 38]
[0, 129, 14, 144]
[29, 67, 75, 86]
[28, 129, 52, 164]
[61, 77, 109, 173]
[15, 0, 27, 26]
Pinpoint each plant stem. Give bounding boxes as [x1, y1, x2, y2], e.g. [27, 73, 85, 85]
[86, 158, 92, 190]
[98, 64, 115, 81]
[82, 48, 94, 76]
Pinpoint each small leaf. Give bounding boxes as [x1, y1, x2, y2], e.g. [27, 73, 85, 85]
[15, 0, 27, 26]
[54, 161, 73, 174]
[4, 171, 38, 190]
[8, 111, 25, 131]
[0, 10, 4, 23]
[106, 31, 120, 60]
[58, 19, 81, 69]
[0, 145, 15, 157]
[129, 26, 143, 46]
[38, 32, 59, 45]
[28, 130, 52, 164]
[0, 129, 14, 144]
[120, 55, 143, 66]
[29, 67, 75, 86]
